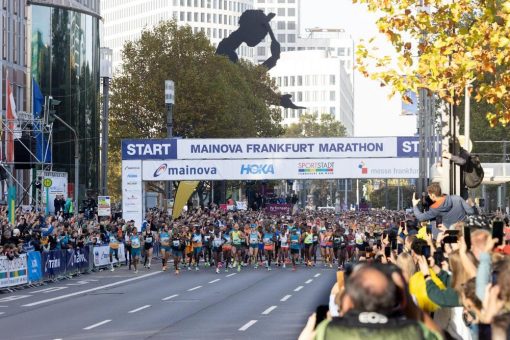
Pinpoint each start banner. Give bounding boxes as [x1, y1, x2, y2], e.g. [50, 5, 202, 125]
[0, 254, 28, 288]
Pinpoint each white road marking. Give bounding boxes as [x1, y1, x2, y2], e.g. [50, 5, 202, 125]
[226, 273, 237, 277]
[0, 295, 31, 303]
[23, 271, 162, 307]
[187, 285, 202, 291]
[209, 279, 221, 283]
[83, 319, 112, 330]
[128, 305, 151, 313]
[314, 273, 321, 278]
[239, 320, 257, 331]
[162, 294, 179, 301]
[0, 305, 8, 307]
[305, 279, 313, 284]
[0, 312, 4, 315]
[32, 287, 68, 294]
[67, 280, 96, 286]
[262, 306, 277, 315]
[280, 295, 292, 302]
[294, 286, 303, 292]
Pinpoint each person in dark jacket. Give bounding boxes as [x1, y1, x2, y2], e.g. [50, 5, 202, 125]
[412, 183, 474, 228]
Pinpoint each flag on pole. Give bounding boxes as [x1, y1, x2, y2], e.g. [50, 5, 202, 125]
[6, 73, 17, 163]
[32, 78, 51, 162]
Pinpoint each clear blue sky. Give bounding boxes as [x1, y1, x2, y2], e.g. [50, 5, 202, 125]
[300, 0, 416, 137]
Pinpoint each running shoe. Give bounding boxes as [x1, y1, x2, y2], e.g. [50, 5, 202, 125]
[254, 265, 258, 269]
[134, 269, 138, 274]
[188, 266, 191, 271]
[216, 268, 220, 274]
[268, 267, 272, 271]
[162, 266, 167, 271]
[225, 268, 229, 273]
[237, 264, 241, 272]
[283, 263, 286, 269]
[110, 267, 115, 272]
[292, 267, 296, 272]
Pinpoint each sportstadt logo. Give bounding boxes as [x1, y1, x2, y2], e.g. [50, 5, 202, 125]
[153, 164, 168, 177]
[298, 162, 334, 175]
[358, 161, 368, 174]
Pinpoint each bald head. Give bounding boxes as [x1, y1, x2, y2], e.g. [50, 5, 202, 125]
[343, 265, 398, 314]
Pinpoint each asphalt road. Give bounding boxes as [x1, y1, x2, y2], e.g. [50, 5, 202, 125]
[0, 262, 335, 340]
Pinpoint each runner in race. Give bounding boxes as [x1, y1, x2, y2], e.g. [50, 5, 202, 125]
[324, 226, 334, 268]
[279, 225, 289, 268]
[159, 225, 171, 271]
[230, 223, 244, 272]
[203, 224, 213, 267]
[248, 223, 260, 268]
[171, 228, 184, 275]
[212, 228, 223, 274]
[263, 224, 276, 271]
[222, 226, 233, 272]
[184, 226, 193, 270]
[191, 225, 203, 271]
[289, 227, 300, 271]
[108, 227, 120, 272]
[142, 227, 155, 269]
[257, 225, 264, 266]
[332, 226, 344, 270]
[311, 226, 319, 266]
[130, 229, 142, 274]
[302, 226, 314, 266]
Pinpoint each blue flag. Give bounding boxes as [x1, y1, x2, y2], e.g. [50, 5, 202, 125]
[33, 78, 51, 162]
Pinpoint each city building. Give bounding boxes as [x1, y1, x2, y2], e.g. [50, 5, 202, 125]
[270, 50, 354, 135]
[30, 0, 101, 206]
[101, 0, 254, 72]
[253, 0, 301, 64]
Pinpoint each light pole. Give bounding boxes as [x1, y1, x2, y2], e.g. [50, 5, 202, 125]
[165, 80, 175, 205]
[51, 112, 79, 216]
[100, 47, 113, 196]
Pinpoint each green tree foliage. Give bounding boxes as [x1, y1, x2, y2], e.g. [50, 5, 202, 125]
[108, 21, 284, 199]
[284, 113, 347, 137]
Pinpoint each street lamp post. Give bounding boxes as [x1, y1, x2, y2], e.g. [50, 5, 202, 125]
[52, 113, 79, 216]
[165, 80, 175, 204]
[100, 48, 113, 196]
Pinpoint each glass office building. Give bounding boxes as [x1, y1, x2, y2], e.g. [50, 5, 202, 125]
[30, 0, 100, 206]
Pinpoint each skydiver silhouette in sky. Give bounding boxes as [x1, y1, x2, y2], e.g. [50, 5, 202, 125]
[216, 10, 305, 110]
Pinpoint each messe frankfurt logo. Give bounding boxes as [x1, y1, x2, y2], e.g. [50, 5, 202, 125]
[153, 164, 168, 177]
[359, 161, 368, 174]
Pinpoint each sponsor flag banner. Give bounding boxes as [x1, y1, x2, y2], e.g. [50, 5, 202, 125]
[0, 254, 28, 288]
[5, 73, 18, 163]
[264, 204, 292, 215]
[27, 251, 42, 282]
[93, 244, 125, 267]
[172, 181, 199, 220]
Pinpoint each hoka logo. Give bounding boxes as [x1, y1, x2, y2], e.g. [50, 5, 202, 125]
[240, 164, 275, 175]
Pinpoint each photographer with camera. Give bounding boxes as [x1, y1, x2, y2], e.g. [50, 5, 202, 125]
[412, 183, 475, 228]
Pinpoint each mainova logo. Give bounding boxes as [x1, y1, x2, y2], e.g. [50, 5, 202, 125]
[359, 161, 368, 174]
[153, 164, 168, 177]
[240, 164, 275, 175]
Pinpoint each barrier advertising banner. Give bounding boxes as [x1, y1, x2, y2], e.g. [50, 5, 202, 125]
[0, 254, 28, 287]
[142, 158, 419, 181]
[264, 204, 293, 215]
[27, 251, 42, 282]
[42, 250, 65, 278]
[93, 244, 126, 267]
[66, 248, 91, 271]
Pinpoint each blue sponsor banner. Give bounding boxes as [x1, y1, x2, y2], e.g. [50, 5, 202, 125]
[397, 137, 420, 158]
[66, 248, 90, 271]
[27, 251, 42, 282]
[42, 250, 65, 278]
[121, 139, 177, 160]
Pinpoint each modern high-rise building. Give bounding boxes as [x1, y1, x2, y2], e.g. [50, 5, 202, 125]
[101, 0, 254, 71]
[271, 50, 354, 135]
[30, 0, 101, 206]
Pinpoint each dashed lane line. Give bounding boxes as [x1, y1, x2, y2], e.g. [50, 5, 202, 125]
[83, 319, 112, 330]
[305, 279, 313, 284]
[226, 273, 237, 277]
[314, 273, 321, 278]
[128, 305, 151, 314]
[209, 279, 221, 283]
[261, 306, 277, 315]
[187, 286, 202, 292]
[239, 320, 257, 331]
[22, 271, 162, 307]
[294, 286, 304, 292]
[162, 294, 179, 301]
[280, 295, 292, 302]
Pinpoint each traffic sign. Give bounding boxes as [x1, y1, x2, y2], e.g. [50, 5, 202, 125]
[43, 178, 53, 188]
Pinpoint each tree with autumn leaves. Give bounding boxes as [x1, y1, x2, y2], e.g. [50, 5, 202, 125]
[354, 0, 510, 127]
